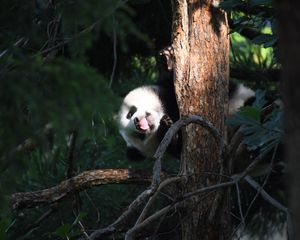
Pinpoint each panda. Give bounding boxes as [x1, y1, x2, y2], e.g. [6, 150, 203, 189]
[117, 85, 180, 160]
[117, 83, 255, 160]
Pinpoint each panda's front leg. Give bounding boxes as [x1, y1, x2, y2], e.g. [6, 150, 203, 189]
[126, 147, 146, 161]
[157, 115, 174, 142]
[157, 115, 181, 158]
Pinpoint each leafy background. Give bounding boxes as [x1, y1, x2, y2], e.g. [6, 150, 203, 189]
[0, 0, 285, 239]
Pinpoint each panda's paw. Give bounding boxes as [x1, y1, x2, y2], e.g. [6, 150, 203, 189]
[160, 115, 173, 128]
[157, 115, 173, 141]
[158, 46, 174, 71]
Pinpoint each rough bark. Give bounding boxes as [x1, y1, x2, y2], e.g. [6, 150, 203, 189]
[171, 0, 230, 239]
[11, 169, 155, 210]
[278, 1, 300, 239]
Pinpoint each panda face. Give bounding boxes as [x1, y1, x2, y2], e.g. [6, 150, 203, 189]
[118, 86, 165, 139]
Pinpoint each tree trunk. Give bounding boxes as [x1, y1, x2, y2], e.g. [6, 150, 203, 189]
[278, 1, 300, 239]
[171, 0, 230, 239]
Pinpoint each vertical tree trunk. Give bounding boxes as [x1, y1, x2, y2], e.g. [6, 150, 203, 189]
[171, 0, 230, 239]
[278, 1, 300, 239]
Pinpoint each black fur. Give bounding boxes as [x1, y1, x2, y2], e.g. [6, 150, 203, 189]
[126, 147, 146, 161]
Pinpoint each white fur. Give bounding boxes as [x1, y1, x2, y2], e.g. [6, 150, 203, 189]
[118, 83, 254, 157]
[118, 86, 166, 157]
[229, 84, 255, 115]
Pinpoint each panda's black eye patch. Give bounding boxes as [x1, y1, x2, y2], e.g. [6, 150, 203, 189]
[126, 106, 137, 119]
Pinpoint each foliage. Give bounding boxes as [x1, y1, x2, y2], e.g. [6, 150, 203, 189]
[0, 0, 285, 239]
[220, 0, 286, 238]
[0, 1, 161, 239]
[223, 0, 280, 94]
[227, 90, 282, 157]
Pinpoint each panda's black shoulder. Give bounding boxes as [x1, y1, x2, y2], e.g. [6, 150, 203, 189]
[126, 147, 146, 161]
[153, 83, 179, 122]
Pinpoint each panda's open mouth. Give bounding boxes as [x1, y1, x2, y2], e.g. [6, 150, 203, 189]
[134, 116, 154, 133]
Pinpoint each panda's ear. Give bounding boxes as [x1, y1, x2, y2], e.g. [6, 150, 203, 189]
[126, 147, 145, 161]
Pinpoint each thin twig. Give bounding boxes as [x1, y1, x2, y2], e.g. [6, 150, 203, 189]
[0, 37, 28, 59]
[78, 220, 91, 240]
[109, 15, 117, 88]
[244, 176, 288, 213]
[125, 203, 174, 240]
[235, 182, 245, 227]
[84, 190, 101, 224]
[135, 177, 181, 225]
[125, 187, 225, 239]
[89, 189, 153, 240]
[126, 145, 285, 240]
[38, 0, 127, 56]
[245, 175, 292, 239]
[232, 144, 280, 238]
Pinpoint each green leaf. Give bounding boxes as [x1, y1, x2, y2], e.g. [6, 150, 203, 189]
[226, 112, 258, 126]
[239, 106, 261, 122]
[72, 211, 87, 226]
[253, 90, 267, 108]
[54, 224, 72, 237]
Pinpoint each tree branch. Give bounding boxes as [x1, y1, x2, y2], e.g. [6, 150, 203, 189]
[89, 188, 154, 240]
[152, 114, 226, 186]
[11, 169, 153, 210]
[244, 176, 288, 213]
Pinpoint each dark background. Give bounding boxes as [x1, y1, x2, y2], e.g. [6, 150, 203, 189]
[0, 0, 285, 239]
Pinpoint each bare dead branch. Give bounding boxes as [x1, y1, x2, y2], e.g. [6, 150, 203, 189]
[10, 112, 285, 240]
[182, 180, 235, 200]
[89, 188, 153, 240]
[155, 115, 225, 160]
[233, 153, 264, 182]
[78, 220, 91, 240]
[125, 203, 175, 240]
[152, 114, 226, 186]
[38, 0, 128, 56]
[135, 177, 181, 225]
[90, 177, 181, 240]
[11, 169, 153, 210]
[0, 37, 28, 59]
[235, 182, 245, 227]
[244, 176, 292, 238]
[244, 176, 288, 213]
[125, 149, 287, 240]
[125, 179, 236, 239]
[123, 115, 227, 239]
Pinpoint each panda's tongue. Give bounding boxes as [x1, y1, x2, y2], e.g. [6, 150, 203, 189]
[139, 117, 150, 130]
